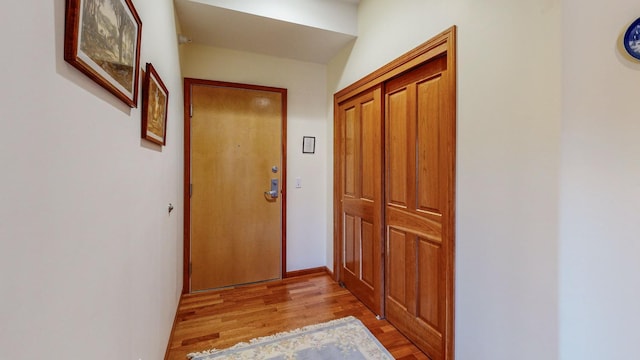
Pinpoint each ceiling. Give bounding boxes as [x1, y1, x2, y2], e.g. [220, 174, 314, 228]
[174, 0, 359, 64]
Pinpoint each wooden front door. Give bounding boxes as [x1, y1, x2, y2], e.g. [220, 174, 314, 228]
[185, 79, 287, 292]
[384, 54, 455, 360]
[336, 86, 384, 316]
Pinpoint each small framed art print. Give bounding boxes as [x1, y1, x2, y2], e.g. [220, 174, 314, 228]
[302, 136, 316, 154]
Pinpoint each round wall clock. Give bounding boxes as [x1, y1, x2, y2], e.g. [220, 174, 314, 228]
[624, 17, 640, 60]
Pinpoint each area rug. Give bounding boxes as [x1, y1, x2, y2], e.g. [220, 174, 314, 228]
[187, 316, 394, 359]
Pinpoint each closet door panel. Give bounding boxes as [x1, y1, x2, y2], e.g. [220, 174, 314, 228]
[336, 86, 384, 316]
[416, 76, 442, 213]
[387, 89, 409, 208]
[385, 55, 452, 360]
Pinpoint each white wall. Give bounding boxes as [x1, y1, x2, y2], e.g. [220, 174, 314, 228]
[328, 1, 561, 359]
[560, 1, 640, 359]
[0, 1, 183, 359]
[325, 40, 355, 272]
[181, 45, 328, 272]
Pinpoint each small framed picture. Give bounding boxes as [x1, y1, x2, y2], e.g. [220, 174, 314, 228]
[141, 63, 169, 145]
[64, 0, 142, 107]
[302, 136, 316, 154]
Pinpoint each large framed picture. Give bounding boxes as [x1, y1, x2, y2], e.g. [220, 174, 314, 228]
[141, 63, 169, 146]
[64, 0, 142, 107]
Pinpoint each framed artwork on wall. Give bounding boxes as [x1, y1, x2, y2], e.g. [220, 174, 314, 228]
[141, 63, 169, 146]
[303, 136, 316, 154]
[64, 0, 143, 107]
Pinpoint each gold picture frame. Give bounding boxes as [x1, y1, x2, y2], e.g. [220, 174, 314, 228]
[141, 63, 169, 146]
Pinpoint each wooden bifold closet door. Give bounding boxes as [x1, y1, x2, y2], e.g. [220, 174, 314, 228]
[334, 27, 456, 360]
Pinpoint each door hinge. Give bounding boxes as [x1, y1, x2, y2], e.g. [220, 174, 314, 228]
[190, 103, 193, 118]
[190, 183, 193, 197]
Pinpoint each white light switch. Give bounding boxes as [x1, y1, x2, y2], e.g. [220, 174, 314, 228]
[295, 177, 302, 188]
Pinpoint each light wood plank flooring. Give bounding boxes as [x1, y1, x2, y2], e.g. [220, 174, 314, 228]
[166, 272, 428, 359]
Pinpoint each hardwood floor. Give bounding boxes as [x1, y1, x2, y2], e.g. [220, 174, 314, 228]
[165, 272, 429, 359]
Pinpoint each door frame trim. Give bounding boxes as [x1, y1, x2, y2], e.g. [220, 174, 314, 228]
[183, 78, 288, 294]
[333, 26, 456, 359]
